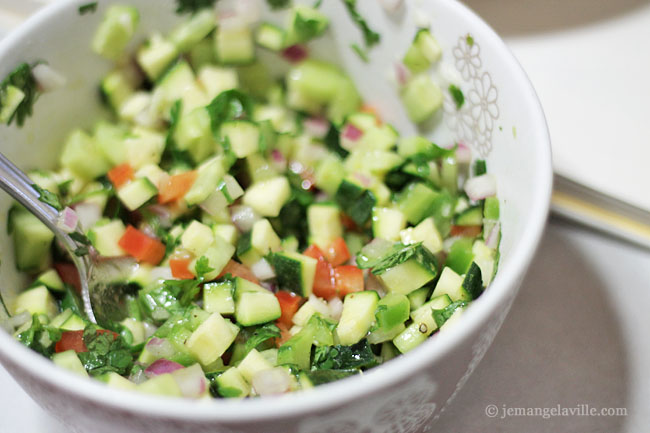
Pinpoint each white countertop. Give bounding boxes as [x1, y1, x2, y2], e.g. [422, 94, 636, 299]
[1, 1, 649, 431]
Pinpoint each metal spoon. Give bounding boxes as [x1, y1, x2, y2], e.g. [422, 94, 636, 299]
[0, 152, 136, 326]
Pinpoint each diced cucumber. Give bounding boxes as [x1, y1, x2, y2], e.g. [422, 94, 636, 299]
[10, 209, 54, 272]
[397, 182, 439, 225]
[327, 75, 362, 125]
[52, 350, 88, 377]
[431, 266, 470, 302]
[285, 5, 329, 46]
[99, 372, 137, 391]
[190, 237, 235, 280]
[314, 155, 345, 196]
[286, 60, 353, 115]
[197, 66, 239, 100]
[135, 164, 166, 189]
[204, 280, 235, 315]
[455, 205, 483, 226]
[403, 29, 442, 73]
[61, 313, 86, 331]
[246, 152, 278, 184]
[138, 373, 183, 397]
[374, 293, 410, 331]
[89, 219, 126, 257]
[0, 85, 25, 124]
[484, 196, 500, 220]
[157, 61, 207, 117]
[272, 251, 318, 297]
[237, 348, 274, 383]
[173, 107, 215, 164]
[291, 296, 329, 327]
[215, 25, 255, 65]
[281, 236, 299, 253]
[397, 136, 436, 158]
[251, 219, 281, 254]
[439, 307, 465, 332]
[277, 314, 332, 370]
[234, 277, 281, 326]
[185, 312, 239, 365]
[372, 207, 407, 241]
[344, 149, 404, 179]
[367, 322, 406, 344]
[116, 177, 157, 211]
[401, 74, 443, 124]
[308, 204, 342, 249]
[335, 179, 376, 226]
[94, 121, 128, 165]
[356, 124, 399, 151]
[379, 257, 437, 296]
[216, 367, 250, 398]
[400, 217, 443, 254]
[242, 176, 291, 217]
[411, 294, 452, 322]
[120, 317, 145, 344]
[393, 294, 451, 353]
[181, 220, 215, 256]
[136, 33, 178, 81]
[336, 291, 379, 345]
[13, 286, 58, 318]
[190, 38, 216, 71]
[213, 224, 239, 246]
[168, 9, 216, 53]
[256, 23, 285, 51]
[220, 121, 261, 159]
[407, 286, 430, 311]
[446, 238, 474, 275]
[92, 5, 139, 60]
[440, 156, 458, 193]
[237, 231, 262, 267]
[34, 269, 64, 293]
[472, 240, 497, 286]
[60, 129, 111, 180]
[101, 69, 137, 112]
[184, 156, 225, 205]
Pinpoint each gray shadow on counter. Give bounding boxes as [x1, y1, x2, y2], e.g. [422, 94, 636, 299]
[432, 225, 630, 433]
[462, 0, 650, 36]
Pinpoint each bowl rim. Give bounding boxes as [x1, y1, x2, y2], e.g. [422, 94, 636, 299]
[0, 0, 552, 422]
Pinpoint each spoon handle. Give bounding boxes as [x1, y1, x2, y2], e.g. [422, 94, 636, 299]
[0, 152, 95, 322]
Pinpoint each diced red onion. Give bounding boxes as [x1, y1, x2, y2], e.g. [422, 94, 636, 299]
[56, 207, 78, 233]
[252, 367, 291, 396]
[464, 174, 497, 201]
[32, 63, 66, 92]
[303, 116, 329, 139]
[379, 0, 404, 13]
[251, 258, 276, 281]
[146, 205, 172, 228]
[145, 337, 175, 359]
[328, 297, 343, 321]
[270, 149, 287, 172]
[72, 202, 101, 230]
[455, 142, 472, 164]
[394, 62, 411, 86]
[260, 281, 277, 292]
[484, 220, 501, 249]
[144, 359, 184, 378]
[351, 172, 372, 188]
[129, 366, 147, 384]
[231, 205, 261, 232]
[282, 45, 309, 63]
[340, 124, 364, 151]
[172, 364, 208, 398]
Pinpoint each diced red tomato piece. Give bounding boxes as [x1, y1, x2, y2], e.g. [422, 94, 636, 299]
[218, 260, 260, 284]
[275, 291, 304, 327]
[323, 237, 351, 266]
[55, 330, 87, 353]
[158, 171, 197, 204]
[107, 163, 134, 189]
[54, 262, 81, 293]
[334, 265, 364, 296]
[118, 225, 166, 265]
[449, 225, 482, 238]
[304, 245, 337, 299]
[169, 257, 195, 280]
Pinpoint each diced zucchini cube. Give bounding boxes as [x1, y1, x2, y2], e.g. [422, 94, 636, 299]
[190, 237, 236, 280]
[204, 281, 235, 315]
[34, 269, 64, 292]
[431, 266, 470, 301]
[136, 33, 178, 81]
[251, 219, 281, 254]
[242, 176, 291, 217]
[234, 277, 281, 326]
[52, 350, 88, 377]
[216, 367, 250, 398]
[168, 9, 216, 53]
[100, 372, 137, 391]
[237, 349, 274, 383]
[184, 156, 226, 205]
[400, 217, 443, 254]
[92, 5, 139, 60]
[181, 220, 215, 256]
[220, 121, 260, 159]
[336, 291, 379, 346]
[61, 129, 111, 180]
[124, 127, 165, 170]
[215, 25, 255, 65]
[0, 85, 25, 124]
[138, 373, 183, 397]
[185, 312, 239, 365]
[401, 74, 443, 124]
[372, 207, 407, 241]
[116, 177, 157, 211]
[272, 251, 318, 297]
[197, 66, 239, 100]
[213, 224, 239, 246]
[308, 204, 342, 249]
[379, 258, 436, 296]
[173, 107, 216, 164]
[256, 23, 286, 51]
[13, 286, 58, 318]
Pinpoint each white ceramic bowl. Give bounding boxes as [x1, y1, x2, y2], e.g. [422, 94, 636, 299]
[0, 1, 552, 432]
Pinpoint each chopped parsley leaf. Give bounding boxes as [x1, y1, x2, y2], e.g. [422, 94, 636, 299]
[342, 0, 381, 48]
[350, 43, 369, 62]
[78, 2, 98, 15]
[449, 84, 464, 109]
[0, 62, 40, 126]
[194, 256, 215, 279]
[32, 183, 63, 210]
[175, 0, 218, 14]
[267, 0, 291, 10]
